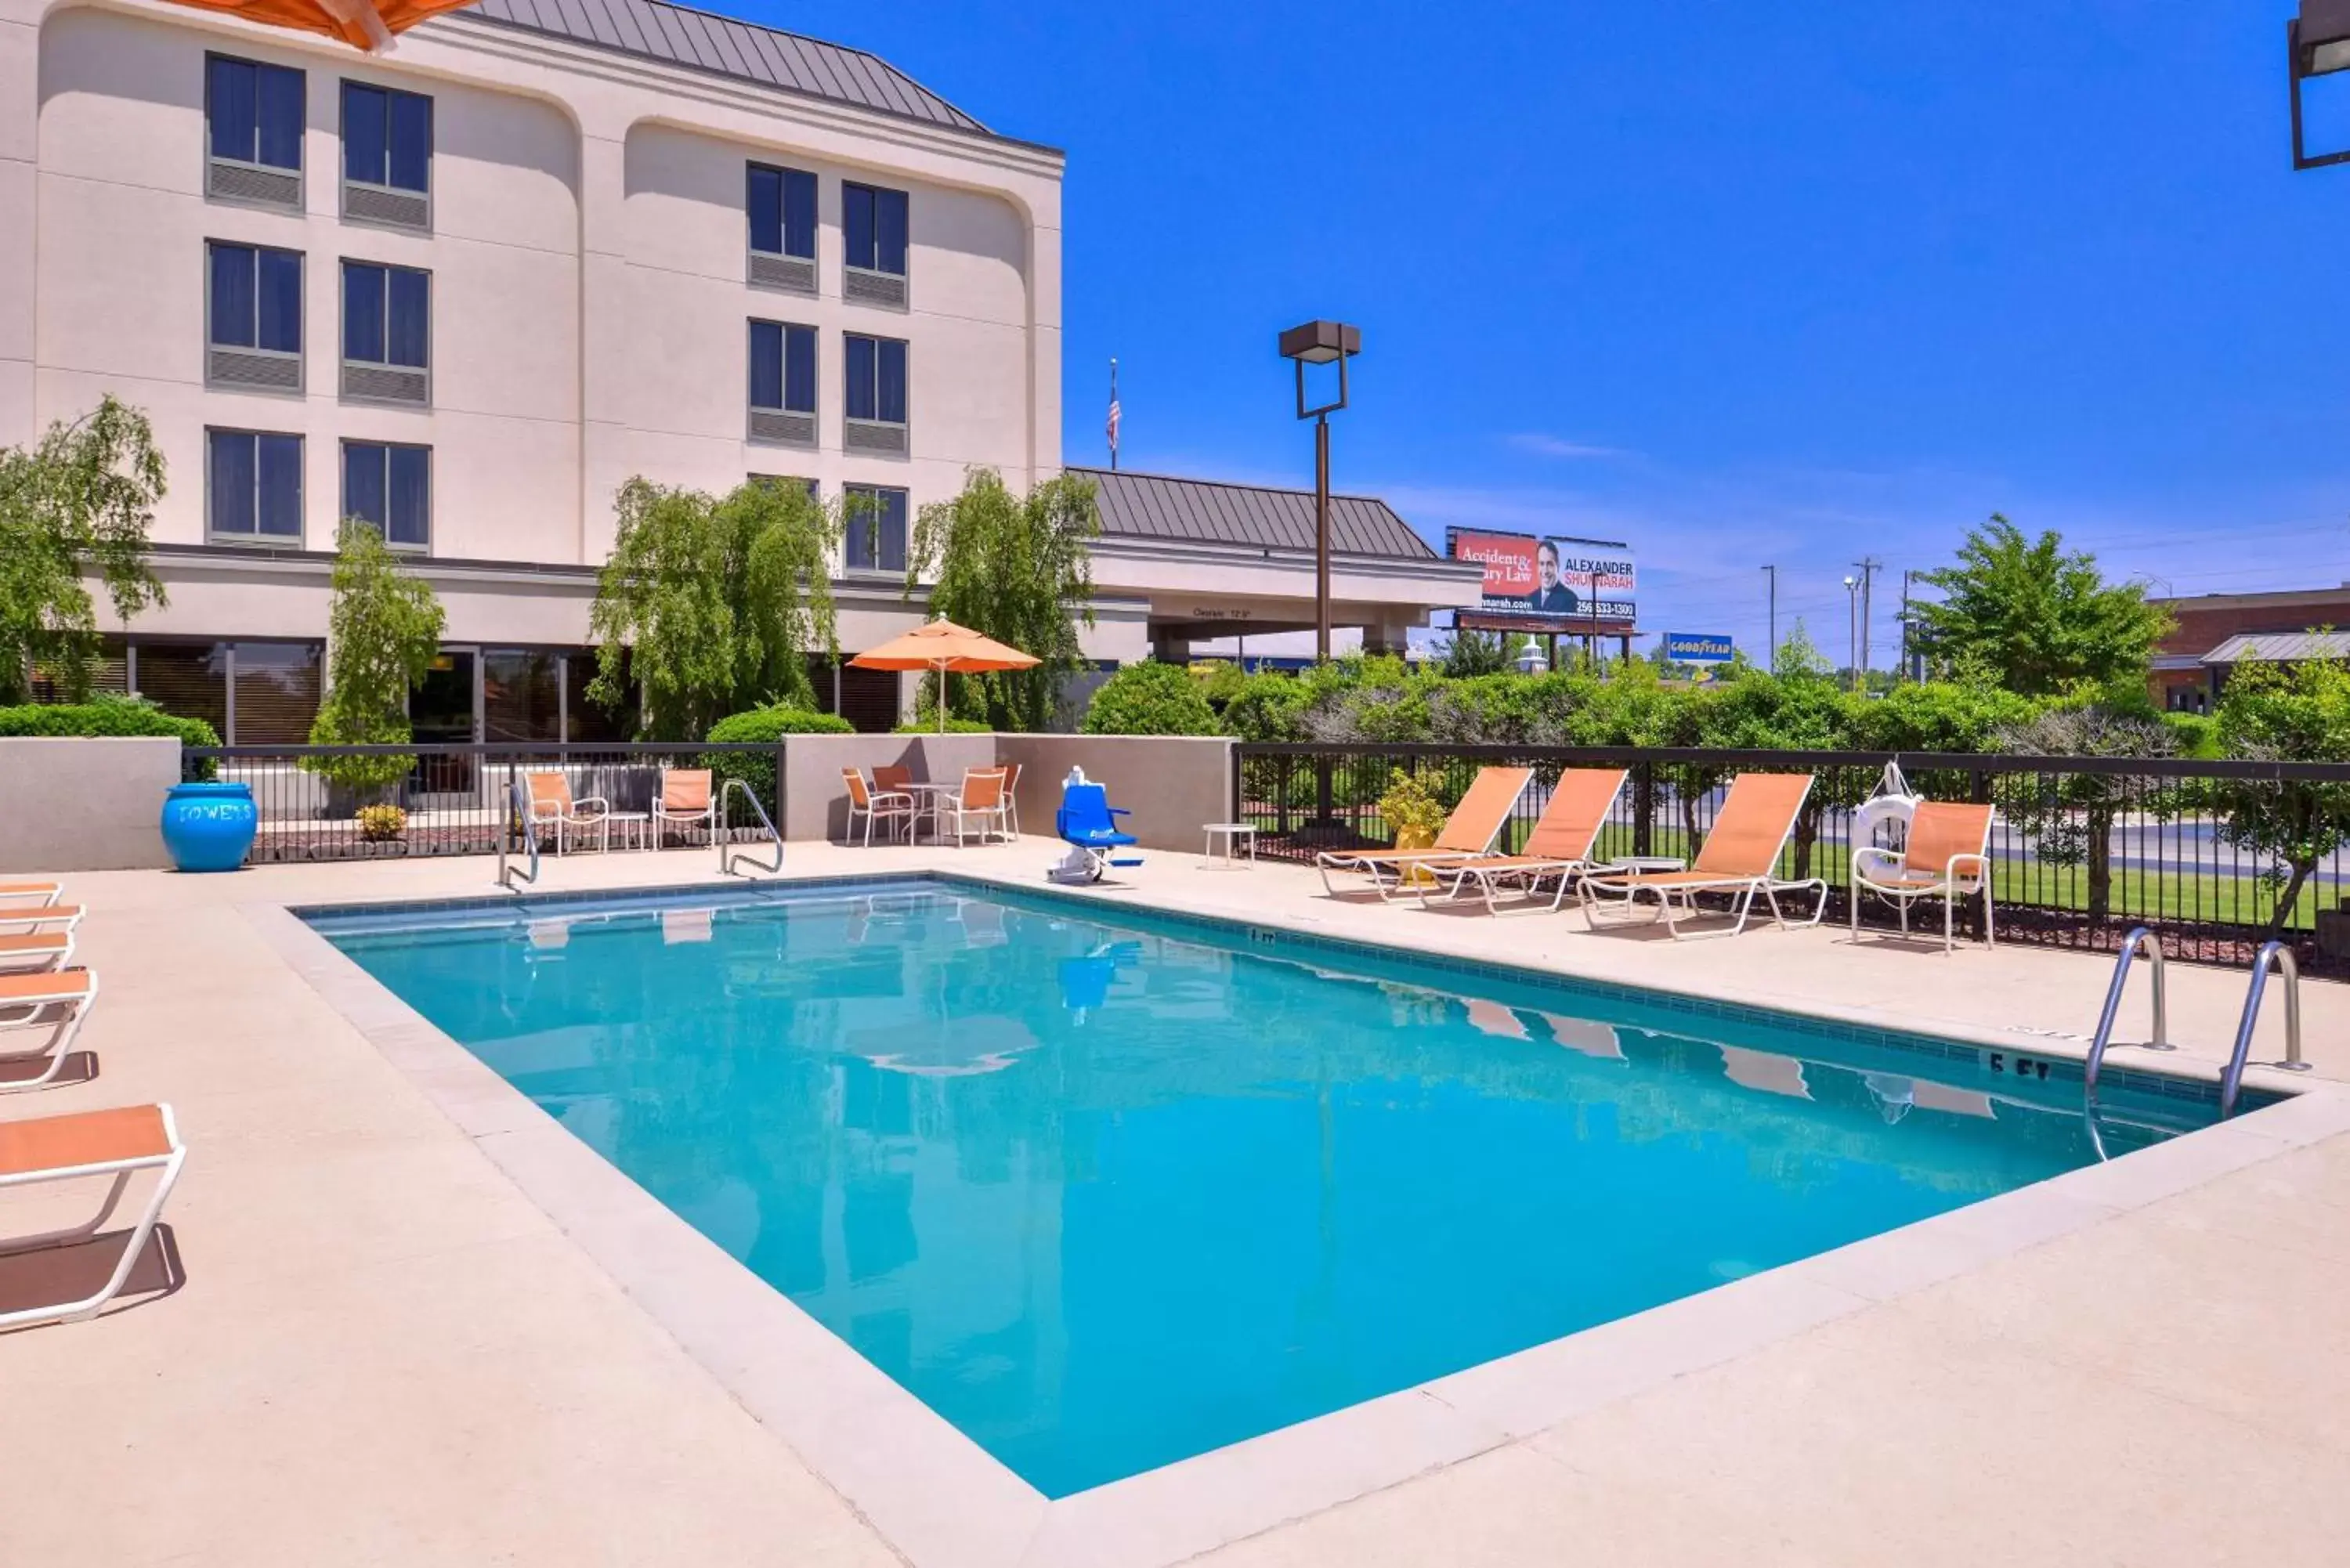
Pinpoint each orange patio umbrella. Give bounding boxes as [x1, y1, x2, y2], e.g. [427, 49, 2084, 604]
[162, 0, 477, 52]
[850, 619, 1038, 734]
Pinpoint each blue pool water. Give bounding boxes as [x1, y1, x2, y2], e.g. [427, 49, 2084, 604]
[313, 878, 2218, 1498]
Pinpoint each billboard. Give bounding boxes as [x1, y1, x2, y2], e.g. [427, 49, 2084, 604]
[1664, 632, 1734, 663]
[1445, 529, 1636, 630]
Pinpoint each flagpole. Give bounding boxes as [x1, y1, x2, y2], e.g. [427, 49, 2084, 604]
[1108, 357, 1119, 471]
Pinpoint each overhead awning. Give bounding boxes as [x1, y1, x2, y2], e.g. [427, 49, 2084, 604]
[2202, 630, 2350, 666]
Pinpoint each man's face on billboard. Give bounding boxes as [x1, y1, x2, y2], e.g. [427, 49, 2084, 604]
[1537, 544, 1560, 591]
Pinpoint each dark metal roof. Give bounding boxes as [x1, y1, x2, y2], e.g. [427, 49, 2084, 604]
[457, 0, 992, 136]
[1068, 468, 1438, 561]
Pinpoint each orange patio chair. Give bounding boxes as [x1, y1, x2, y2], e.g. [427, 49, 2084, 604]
[0, 1102, 186, 1330]
[1420, 768, 1628, 914]
[1850, 801, 1998, 951]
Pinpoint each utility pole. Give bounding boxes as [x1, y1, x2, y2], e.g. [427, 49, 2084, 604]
[1761, 565, 1777, 671]
[1852, 557, 1882, 687]
[1898, 569, 1913, 681]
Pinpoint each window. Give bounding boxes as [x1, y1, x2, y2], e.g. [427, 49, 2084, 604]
[843, 485, 907, 573]
[749, 320, 817, 445]
[844, 334, 906, 424]
[750, 475, 820, 499]
[206, 54, 304, 209]
[136, 643, 230, 740]
[207, 55, 303, 172]
[342, 441, 431, 549]
[748, 164, 816, 258]
[750, 321, 818, 414]
[843, 182, 909, 275]
[342, 81, 432, 230]
[229, 641, 323, 744]
[206, 241, 303, 392]
[564, 651, 636, 742]
[483, 650, 562, 742]
[844, 333, 908, 455]
[208, 429, 303, 543]
[341, 260, 430, 403]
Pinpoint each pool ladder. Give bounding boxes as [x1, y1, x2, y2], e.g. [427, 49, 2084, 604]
[717, 779, 783, 876]
[2083, 927, 2309, 1124]
[497, 767, 540, 891]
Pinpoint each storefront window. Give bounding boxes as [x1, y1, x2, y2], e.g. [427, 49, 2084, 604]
[29, 636, 129, 703]
[483, 649, 561, 742]
[564, 650, 635, 742]
[136, 642, 231, 739]
[230, 641, 322, 743]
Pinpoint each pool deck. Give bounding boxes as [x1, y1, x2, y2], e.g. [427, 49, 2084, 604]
[5, 839, 2350, 1567]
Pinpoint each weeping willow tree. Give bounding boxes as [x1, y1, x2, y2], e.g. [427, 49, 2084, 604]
[0, 396, 168, 704]
[588, 476, 840, 739]
[902, 468, 1098, 732]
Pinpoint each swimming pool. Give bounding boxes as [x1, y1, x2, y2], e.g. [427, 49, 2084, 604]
[312, 876, 2223, 1498]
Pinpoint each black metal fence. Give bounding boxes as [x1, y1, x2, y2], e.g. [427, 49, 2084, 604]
[1237, 742, 2350, 973]
[184, 742, 787, 863]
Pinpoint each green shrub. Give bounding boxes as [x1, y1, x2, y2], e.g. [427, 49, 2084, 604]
[1081, 661, 1220, 735]
[703, 705, 853, 815]
[2161, 710, 2220, 759]
[356, 803, 407, 841]
[0, 697, 219, 746]
[895, 716, 993, 735]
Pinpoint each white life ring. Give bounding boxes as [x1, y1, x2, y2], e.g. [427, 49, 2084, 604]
[1852, 761, 1921, 852]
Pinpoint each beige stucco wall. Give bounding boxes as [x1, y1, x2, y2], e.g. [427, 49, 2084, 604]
[996, 734, 1235, 852]
[778, 732, 999, 842]
[0, 736, 178, 869]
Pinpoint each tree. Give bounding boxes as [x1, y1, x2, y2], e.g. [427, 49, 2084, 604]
[1080, 661, 1220, 735]
[2211, 653, 2350, 939]
[1909, 515, 2171, 695]
[906, 468, 1098, 732]
[1992, 694, 2177, 926]
[306, 522, 447, 790]
[1440, 627, 1532, 677]
[588, 476, 839, 739]
[0, 396, 168, 703]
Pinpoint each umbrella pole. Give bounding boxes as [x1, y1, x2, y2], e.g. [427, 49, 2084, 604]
[937, 659, 947, 735]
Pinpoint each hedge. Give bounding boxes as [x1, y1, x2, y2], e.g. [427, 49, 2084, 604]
[703, 705, 854, 815]
[0, 701, 220, 747]
[1079, 662, 1220, 736]
[895, 717, 994, 735]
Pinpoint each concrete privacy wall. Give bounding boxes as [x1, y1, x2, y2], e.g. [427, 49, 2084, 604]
[777, 733, 1235, 850]
[779, 734, 1000, 843]
[0, 738, 178, 871]
[995, 735, 1235, 852]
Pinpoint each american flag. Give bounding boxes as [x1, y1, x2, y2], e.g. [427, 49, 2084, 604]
[1106, 357, 1121, 468]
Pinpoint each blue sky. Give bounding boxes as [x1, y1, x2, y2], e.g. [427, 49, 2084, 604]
[748, 0, 2350, 664]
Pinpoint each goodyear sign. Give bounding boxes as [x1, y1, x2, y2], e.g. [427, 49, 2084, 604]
[1664, 632, 1734, 663]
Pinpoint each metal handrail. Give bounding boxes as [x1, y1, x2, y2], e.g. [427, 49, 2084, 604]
[717, 779, 783, 876]
[2220, 940, 2310, 1118]
[2084, 926, 2170, 1104]
[497, 766, 540, 891]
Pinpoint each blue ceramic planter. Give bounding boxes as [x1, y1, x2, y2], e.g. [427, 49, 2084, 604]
[161, 781, 257, 873]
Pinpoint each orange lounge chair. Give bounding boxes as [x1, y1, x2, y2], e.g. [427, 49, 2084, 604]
[1419, 768, 1628, 914]
[1850, 801, 1997, 951]
[1577, 772, 1828, 939]
[0, 881, 63, 909]
[1316, 766, 1534, 901]
[0, 968, 99, 1093]
[654, 768, 715, 847]
[0, 904, 84, 935]
[0, 930, 73, 974]
[0, 1102, 186, 1330]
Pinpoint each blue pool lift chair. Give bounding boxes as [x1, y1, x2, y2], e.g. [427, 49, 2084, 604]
[1053, 771, 1141, 883]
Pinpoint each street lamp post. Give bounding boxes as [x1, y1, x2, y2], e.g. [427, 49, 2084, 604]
[1842, 574, 1861, 692]
[1278, 320, 1361, 663]
[2291, 1, 2350, 168]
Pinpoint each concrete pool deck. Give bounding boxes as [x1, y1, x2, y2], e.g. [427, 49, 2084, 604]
[4, 840, 2349, 1566]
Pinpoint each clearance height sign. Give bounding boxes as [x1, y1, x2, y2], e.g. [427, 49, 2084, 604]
[1445, 529, 1637, 631]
